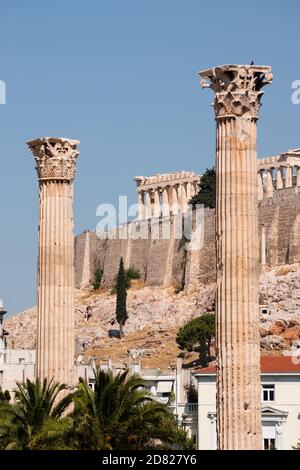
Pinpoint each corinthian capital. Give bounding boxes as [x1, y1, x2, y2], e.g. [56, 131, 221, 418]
[27, 137, 80, 182]
[199, 64, 273, 119]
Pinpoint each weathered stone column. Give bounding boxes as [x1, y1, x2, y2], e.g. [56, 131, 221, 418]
[297, 167, 300, 187]
[161, 187, 170, 217]
[276, 167, 283, 189]
[180, 183, 187, 212]
[266, 168, 274, 197]
[137, 191, 144, 220]
[285, 165, 293, 188]
[27, 137, 80, 386]
[171, 186, 179, 214]
[145, 190, 152, 219]
[200, 64, 272, 450]
[153, 189, 161, 218]
[257, 171, 264, 200]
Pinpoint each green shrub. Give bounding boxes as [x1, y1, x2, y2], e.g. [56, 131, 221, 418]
[126, 267, 140, 280]
[93, 268, 103, 290]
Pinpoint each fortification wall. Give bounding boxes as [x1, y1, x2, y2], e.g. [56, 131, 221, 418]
[75, 189, 300, 291]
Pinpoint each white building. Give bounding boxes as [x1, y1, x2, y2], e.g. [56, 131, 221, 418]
[0, 345, 198, 442]
[194, 356, 300, 450]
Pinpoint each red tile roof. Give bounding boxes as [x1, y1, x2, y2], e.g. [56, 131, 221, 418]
[195, 356, 300, 375]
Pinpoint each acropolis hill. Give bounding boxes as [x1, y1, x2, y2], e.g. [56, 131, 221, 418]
[4, 148, 300, 367]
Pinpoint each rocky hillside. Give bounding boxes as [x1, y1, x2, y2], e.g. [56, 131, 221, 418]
[4, 265, 300, 368]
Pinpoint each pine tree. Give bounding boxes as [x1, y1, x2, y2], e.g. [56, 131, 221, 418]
[115, 257, 128, 337]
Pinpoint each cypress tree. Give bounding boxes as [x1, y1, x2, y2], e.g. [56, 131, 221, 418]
[116, 257, 128, 337]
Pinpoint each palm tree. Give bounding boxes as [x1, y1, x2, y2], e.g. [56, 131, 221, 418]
[73, 367, 191, 450]
[0, 378, 74, 450]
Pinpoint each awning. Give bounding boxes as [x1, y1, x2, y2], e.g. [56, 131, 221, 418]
[157, 381, 173, 393]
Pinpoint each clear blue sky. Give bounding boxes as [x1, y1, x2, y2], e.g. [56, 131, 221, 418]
[0, 0, 299, 316]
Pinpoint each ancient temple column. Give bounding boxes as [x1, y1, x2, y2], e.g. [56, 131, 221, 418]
[180, 183, 187, 212]
[137, 191, 144, 220]
[186, 181, 192, 202]
[145, 190, 152, 219]
[153, 189, 161, 218]
[266, 168, 274, 197]
[276, 167, 283, 190]
[257, 171, 264, 200]
[297, 167, 300, 187]
[171, 186, 179, 214]
[161, 187, 170, 217]
[27, 137, 80, 386]
[285, 165, 293, 188]
[200, 64, 273, 450]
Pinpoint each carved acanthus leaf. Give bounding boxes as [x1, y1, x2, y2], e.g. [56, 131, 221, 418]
[27, 137, 80, 182]
[200, 65, 273, 119]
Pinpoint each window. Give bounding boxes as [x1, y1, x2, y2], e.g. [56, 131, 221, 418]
[264, 438, 276, 450]
[262, 384, 275, 402]
[88, 379, 95, 391]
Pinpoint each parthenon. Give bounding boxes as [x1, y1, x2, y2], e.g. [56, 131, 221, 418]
[134, 171, 200, 219]
[135, 149, 300, 221]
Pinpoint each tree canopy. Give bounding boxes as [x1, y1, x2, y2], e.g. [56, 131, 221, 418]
[115, 257, 128, 336]
[189, 167, 216, 209]
[176, 313, 215, 367]
[0, 370, 193, 450]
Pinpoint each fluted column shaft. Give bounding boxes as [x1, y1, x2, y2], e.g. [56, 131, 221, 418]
[153, 189, 161, 218]
[145, 190, 152, 219]
[171, 186, 179, 214]
[215, 116, 262, 450]
[37, 180, 75, 384]
[297, 167, 300, 187]
[266, 169, 274, 197]
[162, 188, 170, 217]
[257, 171, 263, 200]
[285, 166, 293, 188]
[200, 64, 272, 450]
[276, 168, 283, 189]
[137, 191, 144, 220]
[180, 183, 187, 212]
[28, 137, 79, 387]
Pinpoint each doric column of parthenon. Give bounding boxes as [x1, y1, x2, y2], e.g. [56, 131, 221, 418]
[134, 172, 199, 219]
[27, 137, 80, 387]
[200, 64, 273, 450]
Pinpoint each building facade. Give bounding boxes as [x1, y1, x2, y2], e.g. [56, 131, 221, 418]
[194, 356, 300, 450]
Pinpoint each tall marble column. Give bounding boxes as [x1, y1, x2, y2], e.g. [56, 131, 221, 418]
[276, 168, 283, 190]
[153, 189, 161, 218]
[257, 171, 264, 200]
[145, 190, 152, 219]
[180, 183, 187, 213]
[161, 187, 170, 217]
[266, 169, 274, 197]
[27, 137, 80, 386]
[297, 167, 300, 187]
[285, 166, 293, 188]
[137, 191, 144, 220]
[200, 64, 273, 450]
[171, 186, 179, 214]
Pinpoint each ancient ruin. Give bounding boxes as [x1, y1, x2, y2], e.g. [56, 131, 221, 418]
[27, 137, 80, 386]
[258, 149, 300, 199]
[135, 172, 199, 219]
[200, 64, 273, 449]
